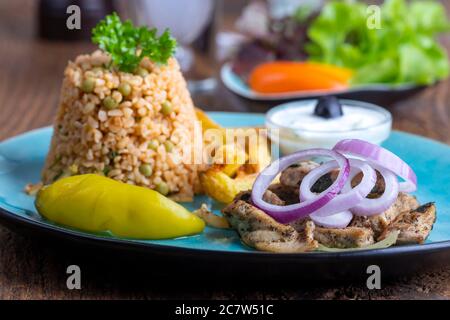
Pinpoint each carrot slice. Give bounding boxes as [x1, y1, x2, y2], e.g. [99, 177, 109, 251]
[248, 61, 353, 94]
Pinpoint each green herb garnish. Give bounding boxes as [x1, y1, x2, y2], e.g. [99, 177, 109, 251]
[92, 12, 177, 72]
[103, 166, 111, 176]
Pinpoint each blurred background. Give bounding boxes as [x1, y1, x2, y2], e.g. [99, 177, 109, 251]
[0, 0, 449, 143]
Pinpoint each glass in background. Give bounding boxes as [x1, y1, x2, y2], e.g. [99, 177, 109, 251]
[38, 0, 114, 40]
[119, 0, 217, 94]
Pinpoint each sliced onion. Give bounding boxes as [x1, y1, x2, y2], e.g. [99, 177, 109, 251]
[310, 210, 353, 228]
[300, 159, 377, 217]
[251, 149, 350, 223]
[333, 139, 417, 192]
[342, 164, 399, 216]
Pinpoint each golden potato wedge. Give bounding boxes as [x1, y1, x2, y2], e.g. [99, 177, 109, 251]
[195, 108, 223, 132]
[199, 169, 258, 204]
[214, 144, 247, 177]
[195, 107, 272, 203]
[200, 168, 239, 204]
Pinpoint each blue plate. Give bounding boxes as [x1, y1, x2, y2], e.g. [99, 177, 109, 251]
[0, 112, 449, 279]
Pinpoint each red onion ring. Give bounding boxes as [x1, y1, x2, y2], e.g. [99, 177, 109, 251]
[333, 139, 417, 192]
[300, 159, 377, 217]
[251, 149, 350, 224]
[310, 210, 353, 229]
[342, 164, 399, 216]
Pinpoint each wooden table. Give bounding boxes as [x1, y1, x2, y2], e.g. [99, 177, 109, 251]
[1, 0, 449, 300]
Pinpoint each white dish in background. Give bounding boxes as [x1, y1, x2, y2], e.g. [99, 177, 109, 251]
[220, 62, 418, 101]
[265, 99, 392, 155]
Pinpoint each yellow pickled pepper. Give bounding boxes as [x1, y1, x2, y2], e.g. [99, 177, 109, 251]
[35, 174, 205, 239]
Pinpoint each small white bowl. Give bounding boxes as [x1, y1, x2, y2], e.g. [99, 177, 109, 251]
[266, 99, 392, 155]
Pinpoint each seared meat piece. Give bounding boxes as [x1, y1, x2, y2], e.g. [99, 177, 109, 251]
[227, 165, 436, 251]
[222, 200, 318, 253]
[301, 221, 316, 248]
[280, 161, 319, 187]
[307, 167, 386, 195]
[378, 203, 436, 244]
[310, 170, 340, 193]
[351, 171, 386, 199]
[381, 193, 419, 224]
[234, 190, 252, 203]
[289, 217, 313, 233]
[350, 193, 419, 237]
[234, 189, 285, 205]
[263, 189, 285, 206]
[268, 183, 299, 205]
[308, 167, 386, 195]
[193, 204, 230, 229]
[314, 227, 374, 248]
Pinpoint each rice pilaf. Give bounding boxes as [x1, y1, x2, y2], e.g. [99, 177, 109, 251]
[42, 50, 199, 201]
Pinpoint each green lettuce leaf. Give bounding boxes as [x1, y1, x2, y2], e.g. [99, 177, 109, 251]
[307, 0, 450, 85]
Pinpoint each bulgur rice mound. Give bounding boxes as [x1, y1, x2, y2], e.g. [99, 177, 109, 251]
[42, 50, 200, 201]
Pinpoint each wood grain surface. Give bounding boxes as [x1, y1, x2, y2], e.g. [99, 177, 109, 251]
[0, 0, 449, 300]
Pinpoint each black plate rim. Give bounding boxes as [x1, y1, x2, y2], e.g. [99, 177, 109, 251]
[1, 205, 450, 260]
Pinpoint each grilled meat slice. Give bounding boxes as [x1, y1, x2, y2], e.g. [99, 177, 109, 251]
[309, 168, 386, 195]
[222, 200, 318, 253]
[280, 161, 319, 187]
[378, 203, 436, 244]
[263, 189, 285, 206]
[234, 190, 252, 203]
[314, 227, 374, 248]
[310, 170, 340, 193]
[350, 193, 419, 237]
[351, 171, 386, 199]
[289, 217, 313, 234]
[228, 164, 436, 251]
[234, 189, 285, 205]
[380, 193, 419, 225]
[268, 183, 299, 205]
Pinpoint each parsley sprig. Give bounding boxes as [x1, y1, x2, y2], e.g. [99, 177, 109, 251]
[92, 12, 177, 72]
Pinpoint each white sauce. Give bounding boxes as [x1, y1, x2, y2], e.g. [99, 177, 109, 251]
[270, 104, 385, 133]
[266, 100, 392, 154]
